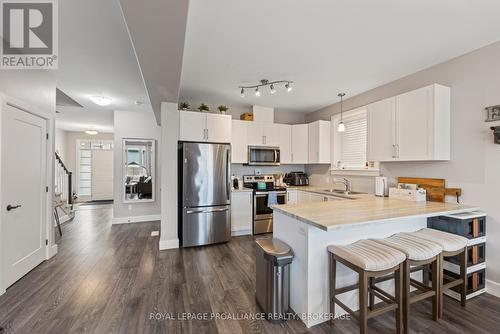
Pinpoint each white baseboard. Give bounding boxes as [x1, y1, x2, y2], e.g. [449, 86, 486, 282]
[48, 244, 58, 259]
[486, 279, 500, 298]
[159, 238, 179, 250]
[231, 229, 252, 236]
[112, 214, 161, 225]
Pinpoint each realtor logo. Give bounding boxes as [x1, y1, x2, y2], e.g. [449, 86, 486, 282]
[0, 0, 58, 69]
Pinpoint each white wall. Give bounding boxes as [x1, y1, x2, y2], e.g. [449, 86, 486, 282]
[305, 40, 500, 294]
[160, 102, 179, 249]
[55, 128, 67, 160]
[113, 110, 161, 222]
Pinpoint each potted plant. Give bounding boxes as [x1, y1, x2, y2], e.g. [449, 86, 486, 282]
[179, 101, 190, 110]
[198, 103, 210, 112]
[217, 105, 229, 114]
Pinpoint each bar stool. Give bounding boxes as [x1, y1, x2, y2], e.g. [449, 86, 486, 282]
[373, 233, 442, 334]
[328, 239, 406, 334]
[412, 228, 468, 317]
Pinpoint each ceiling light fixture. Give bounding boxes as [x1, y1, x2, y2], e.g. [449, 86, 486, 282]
[255, 87, 261, 97]
[89, 95, 112, 106]
[337, 93, 346, 133]
[85, 129, 99, 135]
[238, 79, 294, 97]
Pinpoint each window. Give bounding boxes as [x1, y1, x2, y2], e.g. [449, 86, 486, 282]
[332, 108, 368, 169]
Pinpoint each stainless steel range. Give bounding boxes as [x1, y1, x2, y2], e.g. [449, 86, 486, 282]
[243, 175, 287, 235]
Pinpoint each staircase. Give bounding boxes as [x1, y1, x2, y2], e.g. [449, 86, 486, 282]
[54, 152, 75, 225]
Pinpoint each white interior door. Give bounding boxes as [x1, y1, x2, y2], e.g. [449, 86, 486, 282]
[91, 149, 113, 200]
[1, 104, 47, 289]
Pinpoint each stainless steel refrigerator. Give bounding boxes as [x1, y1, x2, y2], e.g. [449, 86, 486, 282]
[179, 142, 231, 247]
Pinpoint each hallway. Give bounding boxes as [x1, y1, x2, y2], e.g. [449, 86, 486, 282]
[0, 206, 499, 334]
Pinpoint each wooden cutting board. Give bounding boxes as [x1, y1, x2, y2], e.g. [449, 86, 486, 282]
[398, 177, 446, 202]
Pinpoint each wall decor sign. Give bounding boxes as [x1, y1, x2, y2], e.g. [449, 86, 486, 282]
[485, 105, 500, 122]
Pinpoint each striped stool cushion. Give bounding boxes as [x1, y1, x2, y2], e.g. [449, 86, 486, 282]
[328, 239, 406, 272]
[373, 233, 442, 261]
[412, 228, 468, 252]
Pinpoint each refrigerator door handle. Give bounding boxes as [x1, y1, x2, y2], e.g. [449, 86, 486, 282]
[226, 148, 230, 201]
[186, 207, 229, 214]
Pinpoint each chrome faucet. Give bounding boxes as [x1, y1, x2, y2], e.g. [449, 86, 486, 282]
[332, 177, 351, 193]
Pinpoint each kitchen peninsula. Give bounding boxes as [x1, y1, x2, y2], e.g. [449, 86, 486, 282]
[272, 194, 479, 328]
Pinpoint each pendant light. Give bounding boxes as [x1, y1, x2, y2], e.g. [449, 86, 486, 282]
[337, 93, 346, 132]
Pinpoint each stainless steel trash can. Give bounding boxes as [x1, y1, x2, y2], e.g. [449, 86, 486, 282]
[255, 238, 294, 322]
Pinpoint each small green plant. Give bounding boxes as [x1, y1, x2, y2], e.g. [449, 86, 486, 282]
[179, 101, 190, 110]
[217, 105, 228, 114]
[198, 103, 210, 112]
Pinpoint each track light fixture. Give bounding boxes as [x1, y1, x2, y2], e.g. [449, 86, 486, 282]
[238, 79, 294, 97]
[270, 84, 276, 94]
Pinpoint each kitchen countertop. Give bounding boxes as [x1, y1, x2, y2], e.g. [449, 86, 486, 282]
[284, 185, 363, 199]
[231, 188, 253, 193]
[272, 195, 479, 231]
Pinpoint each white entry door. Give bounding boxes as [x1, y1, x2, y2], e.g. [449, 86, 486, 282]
[1, 104, 47, 289]
[91, 149, 113, 200]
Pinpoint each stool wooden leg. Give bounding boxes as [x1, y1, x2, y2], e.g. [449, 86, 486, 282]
[369, 277, 375, 311]
[460, 247, 467, 307]
[431, 256, 439, 321]
[438, 254, 444, 319]
[359, 271, 368, 334]
[402, 261, 410, 334]
[395, 263, 403, 334]
[329, 254, 337, 324]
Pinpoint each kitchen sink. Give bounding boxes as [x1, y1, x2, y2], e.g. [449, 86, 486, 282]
[320, 189, 365, 195]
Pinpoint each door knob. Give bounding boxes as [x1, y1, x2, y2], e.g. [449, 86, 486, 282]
[7, 204, 21, 211]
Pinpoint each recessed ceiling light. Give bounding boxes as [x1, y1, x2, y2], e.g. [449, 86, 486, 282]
[134, 100, 144, 105]
[85, 130, 99, 135]
[89, 96, 112, 106]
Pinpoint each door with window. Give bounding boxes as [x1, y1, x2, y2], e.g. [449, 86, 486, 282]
[1, 104, 47, 290]
[77, 140, 113, 201]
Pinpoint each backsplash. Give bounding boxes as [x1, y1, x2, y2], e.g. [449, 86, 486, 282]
[231, 164, 305, 178]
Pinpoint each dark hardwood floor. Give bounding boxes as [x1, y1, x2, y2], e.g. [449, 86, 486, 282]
[0, 205, 499, 334]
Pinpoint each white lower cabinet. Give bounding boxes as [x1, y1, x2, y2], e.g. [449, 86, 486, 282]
[286, 189, 297, 204]
[230, 191, 253, 236]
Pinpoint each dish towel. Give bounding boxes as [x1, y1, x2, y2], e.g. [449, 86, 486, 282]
[267, 191, 278, 207]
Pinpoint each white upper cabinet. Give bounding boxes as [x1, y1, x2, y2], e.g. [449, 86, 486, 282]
[308, 120, 331, 164]
[367, 97, 396, 161]
[278, 124, 292, 164]
[367, 84, 450, 162]
[231, 120, 249, 163]
[206, 113, 232, 143]
[179, 111, 206, 142]
[262, 123, 280, 146]
[291, 124, 308, 164]
[179, 111, 231, 143]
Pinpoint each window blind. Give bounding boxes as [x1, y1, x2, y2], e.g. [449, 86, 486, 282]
[339, 110, 367, 168]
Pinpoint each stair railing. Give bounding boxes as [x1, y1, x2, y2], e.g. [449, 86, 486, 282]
[54, 152, 73, 209]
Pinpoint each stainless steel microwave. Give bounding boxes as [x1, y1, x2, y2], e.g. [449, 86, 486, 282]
[247, 146, 280, 166]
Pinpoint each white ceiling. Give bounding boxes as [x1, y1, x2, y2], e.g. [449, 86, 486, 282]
[55, 0, 152, 133]
[179, 0, 500, 113]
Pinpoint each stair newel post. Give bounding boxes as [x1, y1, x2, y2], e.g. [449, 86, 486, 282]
[68, 171, 73, 209]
